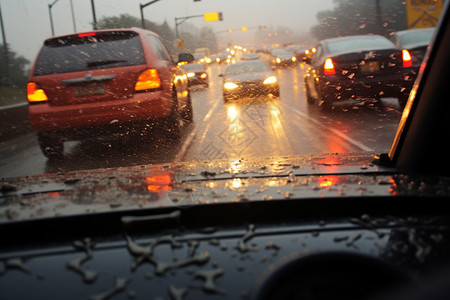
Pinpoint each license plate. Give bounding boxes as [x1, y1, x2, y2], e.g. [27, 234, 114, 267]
[360, 61, 380, 73]
[73, 83, 105, 97]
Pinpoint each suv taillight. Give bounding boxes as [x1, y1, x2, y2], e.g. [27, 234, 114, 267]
[27, 82, 48, 103]
[135, 69, 161, 91]
[324, 58, 336, 75]
[402, 49, 412, 68]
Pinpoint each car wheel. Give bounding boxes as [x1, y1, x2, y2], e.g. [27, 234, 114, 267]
[398, 93, 409, 110]
[38, 133, 64, 159]
[165, 90, 181, 137]
[271, 88, 280, 98]
[316, 84, 333, 112]
[183, 91, 193, 122]
[304, 79, 315, 105]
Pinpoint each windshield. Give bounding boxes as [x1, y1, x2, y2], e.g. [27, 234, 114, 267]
[0, 0, 445, 182]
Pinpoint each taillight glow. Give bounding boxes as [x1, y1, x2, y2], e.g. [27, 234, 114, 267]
[27, 82, 48, 103]
[324, 58, 336, 75]
[402, 49, 412, 68]
[135, 69, 161, 91]
[78, 32, 97, 38]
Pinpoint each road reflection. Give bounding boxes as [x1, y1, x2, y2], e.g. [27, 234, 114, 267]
[44, 122, 194, 174]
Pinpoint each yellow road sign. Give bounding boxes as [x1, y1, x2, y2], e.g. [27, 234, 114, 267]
[204, 12, 223, 22]
[407, 0, 443, 28]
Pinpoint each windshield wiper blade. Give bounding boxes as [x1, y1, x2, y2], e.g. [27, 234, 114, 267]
[86, 59, 127, 67]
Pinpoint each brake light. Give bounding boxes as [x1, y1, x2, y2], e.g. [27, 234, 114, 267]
[402, 49, 412, 68]
[27, 82, 48, 103]
[135, 69, 161, 91]
[324, 58, 336, 75]
[78, 32, 97, 38]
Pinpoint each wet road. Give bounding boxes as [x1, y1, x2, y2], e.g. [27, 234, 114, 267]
[0, 61, 402, 178]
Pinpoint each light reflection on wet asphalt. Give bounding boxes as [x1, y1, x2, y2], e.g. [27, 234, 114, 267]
[0, 61, 402, 178]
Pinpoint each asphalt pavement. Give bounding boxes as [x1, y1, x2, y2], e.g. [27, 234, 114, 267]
[0, 62, 403, 178]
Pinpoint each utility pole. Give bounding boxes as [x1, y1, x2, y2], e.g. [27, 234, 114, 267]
[70, 0, 77, 32]
[0, 0, 9, 84]
[91, 0, 97, 30]
[48, 0, 59, 36]
[140, 0, 162, 29]
[376, 0, 384, 36]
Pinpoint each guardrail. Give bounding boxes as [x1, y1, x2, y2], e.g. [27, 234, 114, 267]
[0, 102, 34, 142]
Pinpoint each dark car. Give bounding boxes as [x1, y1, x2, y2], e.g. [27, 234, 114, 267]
[270, 48, 297, 67]
[390, 27, 436, 72]
[27, 28, 191, 158]
[304, 35, 414, 110]
[180, 63, 209, 88]
[221, 60, 280, 101]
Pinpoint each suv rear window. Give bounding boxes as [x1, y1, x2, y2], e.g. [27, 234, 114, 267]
[33, 31, 146, 76]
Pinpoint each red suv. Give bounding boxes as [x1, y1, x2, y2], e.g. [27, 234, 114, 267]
[27, 28, 192, 158]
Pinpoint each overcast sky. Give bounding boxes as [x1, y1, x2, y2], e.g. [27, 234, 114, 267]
[1, 0, 335, 62]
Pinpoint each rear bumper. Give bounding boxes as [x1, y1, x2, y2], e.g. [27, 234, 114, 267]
[29, 91, 172, 132]
[188, 76, 208, 87]
[318, 72, 414, 100]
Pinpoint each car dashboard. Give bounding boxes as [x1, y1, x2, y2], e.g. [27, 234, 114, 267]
[1, 153, 450, 300]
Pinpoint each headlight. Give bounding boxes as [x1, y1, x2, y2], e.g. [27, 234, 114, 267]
[224, 82, 238, 89]
[200, 73, 207, 79]
[292, 56, 296, 62]
[276, 58, 281, 64]
[187, 72, 195, 78]
[263, 76, 277, 84]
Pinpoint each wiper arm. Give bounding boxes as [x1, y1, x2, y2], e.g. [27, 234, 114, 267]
[86, 59, 127, 67]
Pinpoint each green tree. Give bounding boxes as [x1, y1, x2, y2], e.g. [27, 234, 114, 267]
[198, 27, 217, 52]
[97, 13, 159, 31]
[97, 14, 177, 54]
[311, 0, 408, 41]
[0, 44, 29, 87]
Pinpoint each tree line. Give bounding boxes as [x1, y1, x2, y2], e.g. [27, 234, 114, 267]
[96, 14, 218, 56]
[310, 0, 409, 41]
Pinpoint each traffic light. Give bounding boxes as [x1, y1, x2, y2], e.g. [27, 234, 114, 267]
[204, 12, 223, 22]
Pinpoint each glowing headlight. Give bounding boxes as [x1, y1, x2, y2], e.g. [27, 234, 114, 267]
[224, 82, 238, 89]
[276, 58, 281, 64]
[187, 72, 195, 78]
[263, 76, 277, 84]
[292, 56, 297, 62]
[200, 73, 207, 79]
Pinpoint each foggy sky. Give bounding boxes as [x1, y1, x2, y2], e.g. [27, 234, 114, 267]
[1, 0, 335, 62]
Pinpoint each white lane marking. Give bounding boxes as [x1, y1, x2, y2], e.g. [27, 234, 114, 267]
[292, 108, 374, 152]
[175, 99, 221, 161]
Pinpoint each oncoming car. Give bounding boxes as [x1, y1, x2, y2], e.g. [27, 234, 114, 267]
[27, 28, 191, 158]
[304, 35, 414, 110]
[221, 60, 280, 101]
[270, 49, 297, 68]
